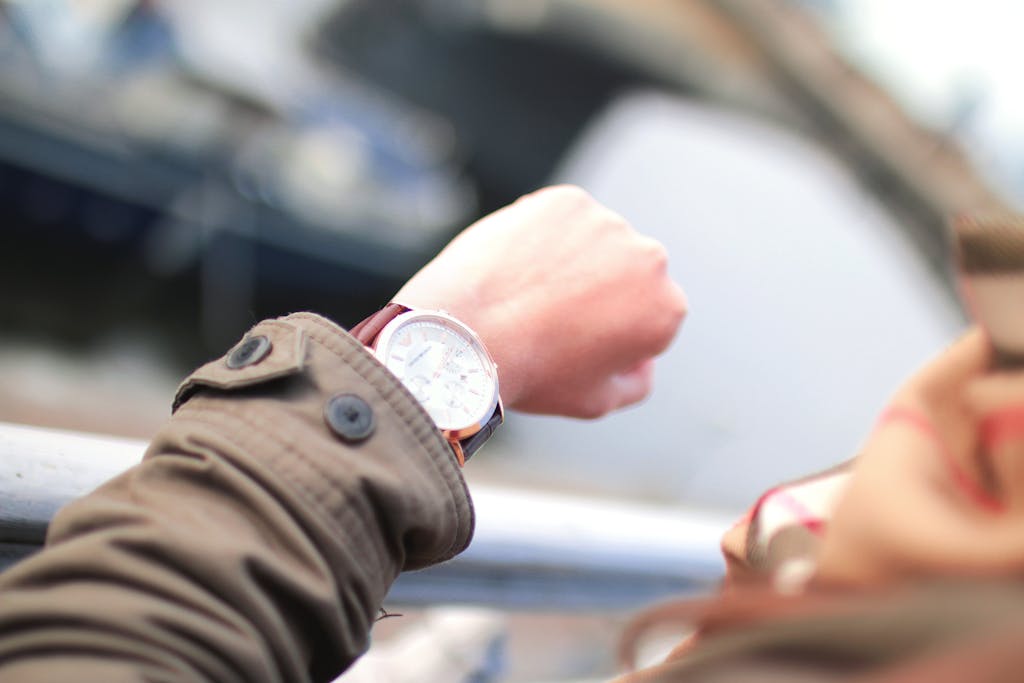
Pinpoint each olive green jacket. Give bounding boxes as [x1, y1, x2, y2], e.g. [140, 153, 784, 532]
[0, 313, 473, 682]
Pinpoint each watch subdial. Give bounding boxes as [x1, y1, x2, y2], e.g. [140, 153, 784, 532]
[406, 374, 431, 403]
[444, 381, 467, 411]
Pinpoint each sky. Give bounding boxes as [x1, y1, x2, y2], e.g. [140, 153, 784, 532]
[822, 0, 1024, 204]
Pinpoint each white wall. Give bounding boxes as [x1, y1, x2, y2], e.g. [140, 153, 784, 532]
[473, 91, 965, 512]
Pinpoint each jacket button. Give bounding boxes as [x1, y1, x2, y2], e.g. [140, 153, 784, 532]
[227, 335, 272, 369]
[325, 394, 375, 443]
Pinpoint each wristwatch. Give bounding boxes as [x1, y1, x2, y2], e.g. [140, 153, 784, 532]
[350, 303, 504, 465]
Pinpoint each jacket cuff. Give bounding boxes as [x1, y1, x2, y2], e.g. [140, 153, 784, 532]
[167, 311, 475, 569]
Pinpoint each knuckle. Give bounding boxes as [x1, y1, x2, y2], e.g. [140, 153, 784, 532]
[529, 184, 592, 206]
[644, 288, 687, 353]
[668, 284, 689, 323]
[552, 184, 592, 202]
[648, 322, 678, 355]
[601, 210, 632, 235]
[645, 240, 670, 271]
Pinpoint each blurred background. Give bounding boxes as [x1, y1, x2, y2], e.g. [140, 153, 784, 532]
[0, 0, 1019, 680]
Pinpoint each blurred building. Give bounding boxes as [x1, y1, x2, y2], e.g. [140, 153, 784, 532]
[0, 0, 1013, 485]
[0, 0, 1010, 490]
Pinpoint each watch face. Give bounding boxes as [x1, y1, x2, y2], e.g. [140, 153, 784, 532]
[376, 312, 499, 432]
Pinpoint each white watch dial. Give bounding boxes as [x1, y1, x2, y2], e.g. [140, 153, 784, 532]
[378, 315, 498, 431]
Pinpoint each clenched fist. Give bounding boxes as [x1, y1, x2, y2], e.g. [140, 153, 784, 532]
[395, 185, 687, 418]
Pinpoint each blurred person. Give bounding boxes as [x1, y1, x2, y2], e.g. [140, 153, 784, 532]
[0, 184, 688, 681]
[612, 217, 1024, 682]
[613, 328, 1024, 683]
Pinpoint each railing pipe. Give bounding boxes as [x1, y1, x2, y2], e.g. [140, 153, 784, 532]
[0, 422, 727, 609]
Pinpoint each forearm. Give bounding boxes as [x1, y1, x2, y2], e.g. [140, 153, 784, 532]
[0, 313, 473, 683]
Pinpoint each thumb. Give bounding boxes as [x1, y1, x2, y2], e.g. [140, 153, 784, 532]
[603, 359, 656, 413]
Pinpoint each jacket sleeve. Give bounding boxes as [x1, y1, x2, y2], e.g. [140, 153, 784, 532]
[0, 312, 474, 683]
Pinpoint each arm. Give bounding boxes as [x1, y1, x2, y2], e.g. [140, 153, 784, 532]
[0, 314, 469, 682]
[0, 186, 686, 681]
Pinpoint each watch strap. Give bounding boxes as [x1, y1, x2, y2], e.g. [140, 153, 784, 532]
[460, 404, 504, 463]
[349, 303, 410, 346]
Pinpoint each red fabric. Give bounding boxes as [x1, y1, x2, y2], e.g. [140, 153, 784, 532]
[981, 404, 1024, 451]
[877, 406, 1004, 513]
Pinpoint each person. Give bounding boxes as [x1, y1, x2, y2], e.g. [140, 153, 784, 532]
[609, 214, 1024, 682]
[0, 185, 688, 681]
[612, 328, 1024, 683]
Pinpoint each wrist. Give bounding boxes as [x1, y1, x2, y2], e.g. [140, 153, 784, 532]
[458, 322, 528, 411]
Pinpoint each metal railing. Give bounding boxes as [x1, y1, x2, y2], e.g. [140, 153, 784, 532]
[0, 421, 727, 610]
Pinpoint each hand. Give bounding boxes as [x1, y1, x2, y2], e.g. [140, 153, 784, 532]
[817, 329, 1024, 585]
[394, 185, 687, 418]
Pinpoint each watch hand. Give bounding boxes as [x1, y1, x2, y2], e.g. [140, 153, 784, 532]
[434, 347, 456, 379]
[409, 346, 431, 368]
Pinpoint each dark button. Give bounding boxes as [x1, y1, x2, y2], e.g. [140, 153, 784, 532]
[325, 393, 375, 443]
[227, 335, 272, 369]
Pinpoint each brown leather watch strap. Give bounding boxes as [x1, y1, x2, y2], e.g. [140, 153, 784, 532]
[349, 303, 410, 346]
[460, 406, 504, 464]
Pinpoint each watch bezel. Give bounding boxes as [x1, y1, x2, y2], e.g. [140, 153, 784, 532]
[372, 309, 501, 440]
